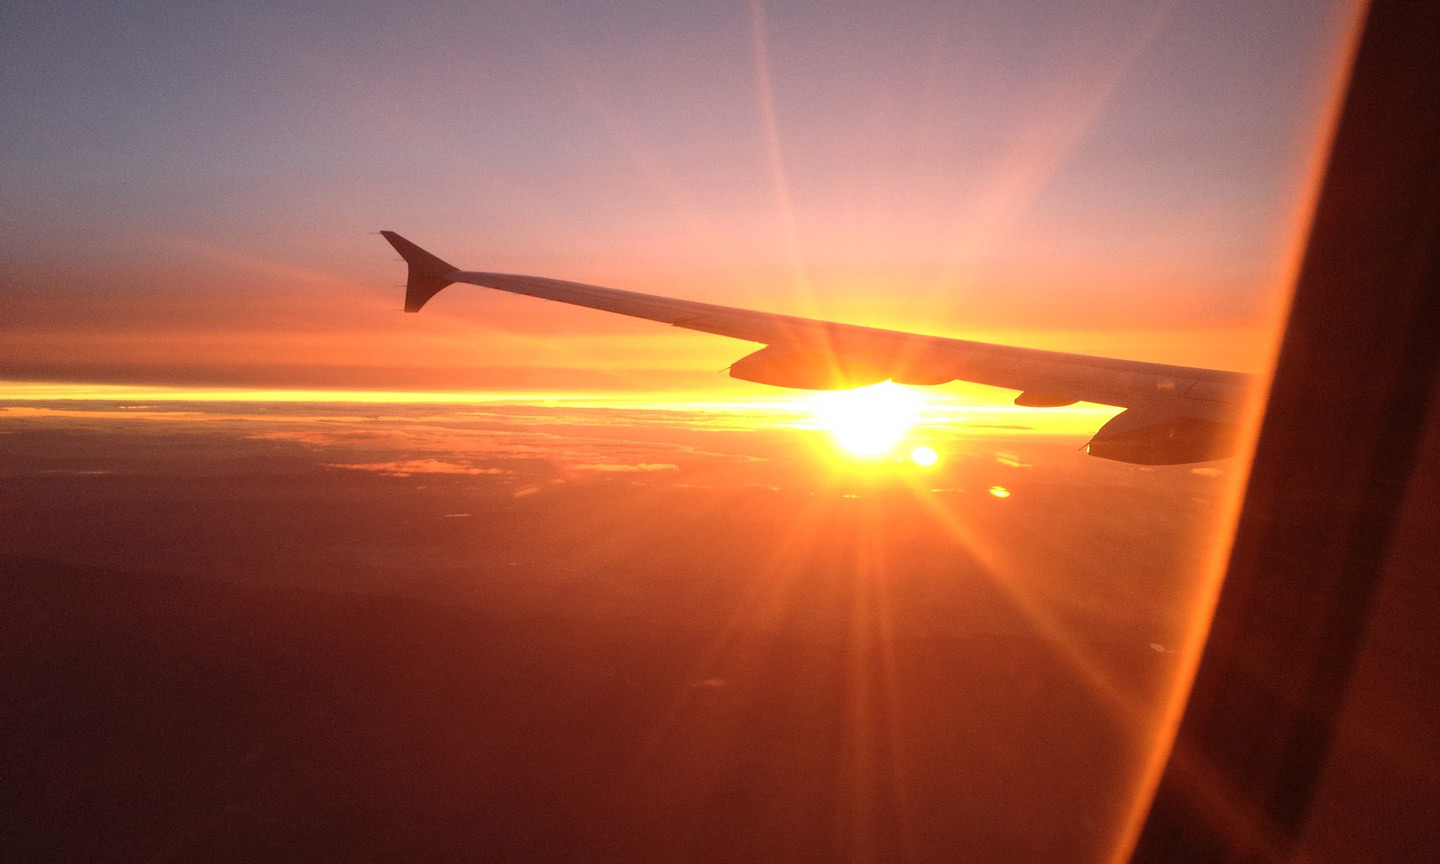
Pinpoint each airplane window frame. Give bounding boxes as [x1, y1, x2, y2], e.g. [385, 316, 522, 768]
[1129, 1, 1440, 861]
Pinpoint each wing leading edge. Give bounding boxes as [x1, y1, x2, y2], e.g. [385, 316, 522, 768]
[382, 231, 1251, 464]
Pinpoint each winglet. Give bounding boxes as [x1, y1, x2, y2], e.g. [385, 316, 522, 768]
[381, 231, 460, 313]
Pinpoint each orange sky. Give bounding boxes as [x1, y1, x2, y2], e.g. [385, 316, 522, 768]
[0, 1, 1358, 397]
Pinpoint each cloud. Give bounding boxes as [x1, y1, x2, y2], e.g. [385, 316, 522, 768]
[326, 459, 507, 477]
[570, 462, 679, 473]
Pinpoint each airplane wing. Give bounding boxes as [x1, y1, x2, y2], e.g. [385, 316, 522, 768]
[383, 231, 1251, 464]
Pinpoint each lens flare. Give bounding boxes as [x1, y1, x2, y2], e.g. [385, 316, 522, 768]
[910, 445, 939, 466]
[808, 381, 923, 457]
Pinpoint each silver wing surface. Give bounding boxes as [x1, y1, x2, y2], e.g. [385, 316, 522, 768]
[383, 231, 1251, 464]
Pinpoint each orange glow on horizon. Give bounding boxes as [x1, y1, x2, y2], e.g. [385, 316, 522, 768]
[0, 378, 1120, 438]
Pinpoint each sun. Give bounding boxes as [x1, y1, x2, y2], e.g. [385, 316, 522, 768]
[807, 381, 924, 457]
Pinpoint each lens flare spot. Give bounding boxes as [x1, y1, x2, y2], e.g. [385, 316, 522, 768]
[988, 485, 1012, 498]
[910, 445, 939, 467]
[808, 382, 923, 457]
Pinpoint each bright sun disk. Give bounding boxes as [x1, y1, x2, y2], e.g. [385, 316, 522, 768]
[808, 381, 923, 457]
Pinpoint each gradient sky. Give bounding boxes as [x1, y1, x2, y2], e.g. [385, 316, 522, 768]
[0, 0, 1356, 394]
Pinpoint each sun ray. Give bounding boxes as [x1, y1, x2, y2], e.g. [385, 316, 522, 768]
[747, 0, 811, 297]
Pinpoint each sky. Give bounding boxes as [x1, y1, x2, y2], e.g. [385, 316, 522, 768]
[0, 0, 1356, 395]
